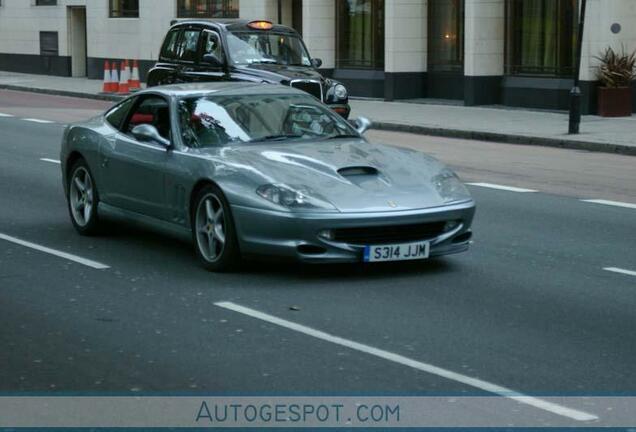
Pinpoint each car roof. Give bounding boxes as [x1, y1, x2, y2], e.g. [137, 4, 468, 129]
[169, 18, 297, 35]
[139, 82, 307, 98]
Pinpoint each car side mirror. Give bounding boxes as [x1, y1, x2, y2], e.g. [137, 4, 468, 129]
[202, 53, 224, 68]
[353, 116, 372, 134]
[311, 58, 323, 68]
[131, 124, 171, 148]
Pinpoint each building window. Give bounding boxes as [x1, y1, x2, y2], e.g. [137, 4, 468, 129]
[40, 31, 59, 56]
[336, 0, 384, 70]
[177, 0, 239, 18]
[428, 0, 464, 72]
[110, 0, 139, 18]
[35, 0, 57, 5]
[505, 0, 577, 76]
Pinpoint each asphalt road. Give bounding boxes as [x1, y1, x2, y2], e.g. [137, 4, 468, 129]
[1, 90, 635, 423]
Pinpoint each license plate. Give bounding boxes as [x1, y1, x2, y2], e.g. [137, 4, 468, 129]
[363, 241, 430, 263]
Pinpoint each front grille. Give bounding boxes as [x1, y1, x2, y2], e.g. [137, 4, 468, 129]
[332, 222, 447, 245]
[290, 80, 323, 101]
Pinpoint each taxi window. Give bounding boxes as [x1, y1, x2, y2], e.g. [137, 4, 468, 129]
[176, 29, 201, 62]
[160, 28, 181, 61]
[202, 31, 223, 61]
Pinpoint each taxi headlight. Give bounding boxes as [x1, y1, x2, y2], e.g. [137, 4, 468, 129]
[334, 84, 348, 100]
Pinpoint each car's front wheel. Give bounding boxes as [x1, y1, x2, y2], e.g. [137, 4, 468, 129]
[67, 159, 101, 235]
[192, 185, 240, 272]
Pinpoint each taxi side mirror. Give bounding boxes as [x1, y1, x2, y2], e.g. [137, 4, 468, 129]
[311, 58, 323, 68]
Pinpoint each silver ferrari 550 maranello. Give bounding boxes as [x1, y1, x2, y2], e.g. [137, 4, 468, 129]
[61, 82, 475, 271]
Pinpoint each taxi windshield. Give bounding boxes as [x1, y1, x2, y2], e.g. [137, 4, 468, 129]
[177, 93, 358, 148]
[226, 31, 312, 66]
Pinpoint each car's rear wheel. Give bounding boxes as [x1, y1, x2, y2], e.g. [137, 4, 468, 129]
[192, 185, 240, 272]
[68, 159, 101, 235]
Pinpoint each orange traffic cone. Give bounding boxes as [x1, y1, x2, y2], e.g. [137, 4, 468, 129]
[110, 62, 120, 94]
[129, 59, 141, 91]
[101, 60, 114, 93]
[118, 60, 130, 95]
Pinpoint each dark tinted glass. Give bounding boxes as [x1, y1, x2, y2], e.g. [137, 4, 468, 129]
[428, 0, 464, 72]
[505, 0, 578, 76]
[336, 0, 384, 69]
[177, 0, 239, 18]
[176, 30, 201, 62]
[160, 29, 181, 60]
[109, 0, 139, 18]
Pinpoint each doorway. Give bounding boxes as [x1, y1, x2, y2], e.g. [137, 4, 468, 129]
[68, 6, 87, 77]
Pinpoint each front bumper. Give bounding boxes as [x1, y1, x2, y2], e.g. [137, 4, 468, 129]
[231, 200, 476, 263]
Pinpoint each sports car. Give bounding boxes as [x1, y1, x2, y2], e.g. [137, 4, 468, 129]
[61, 82, 475, 271]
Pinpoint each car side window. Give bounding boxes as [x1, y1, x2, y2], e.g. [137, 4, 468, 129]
[105, 98, 136, 131]
[201, 31, 223, 63]
[124, 96, 172, 141]
[176, 29, 200, 63]
[160, 28, 181, 61]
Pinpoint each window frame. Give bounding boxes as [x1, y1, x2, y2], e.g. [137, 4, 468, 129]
[105, 97, 137, 131]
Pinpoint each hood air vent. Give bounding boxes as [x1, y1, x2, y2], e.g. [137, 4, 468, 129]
[337, 166, 379, 177]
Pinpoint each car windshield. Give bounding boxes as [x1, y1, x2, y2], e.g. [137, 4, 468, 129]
[226, 31, 312, 66]
[178, 93, 358, 148]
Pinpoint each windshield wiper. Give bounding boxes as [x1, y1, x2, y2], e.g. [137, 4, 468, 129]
[321, 133, 361, 141]
[252, 134, 304, 142]
[250, 59, 278, 64]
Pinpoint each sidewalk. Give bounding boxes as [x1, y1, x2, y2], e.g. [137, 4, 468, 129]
[1, 70, 634, 155]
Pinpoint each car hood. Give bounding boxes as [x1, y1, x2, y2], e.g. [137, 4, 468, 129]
[210, 140, 458, 213]
[234, 64, 325, 84]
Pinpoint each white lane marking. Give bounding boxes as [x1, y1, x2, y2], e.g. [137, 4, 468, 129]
[40, 158, 61, 164]
[0, 233, 109, 270]
[604, 267, 636, 277]
[214, 301, 598, 422]
[22, 118, 55, 124]
[0, 112, 14, 117]
[467, 183, 538, 193]
[581, 199, 636, 210]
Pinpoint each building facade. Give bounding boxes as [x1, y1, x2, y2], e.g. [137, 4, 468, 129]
[0, 0, 634, 113]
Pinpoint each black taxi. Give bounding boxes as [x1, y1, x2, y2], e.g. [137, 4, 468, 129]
[147, 19, 350, 118]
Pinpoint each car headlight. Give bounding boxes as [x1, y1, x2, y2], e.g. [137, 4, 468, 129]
[432, 169, 472, 203]
[256, 184, 337, 211]
[334, 84, 348, 100]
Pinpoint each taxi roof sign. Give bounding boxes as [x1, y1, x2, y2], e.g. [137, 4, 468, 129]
[248, 20, 274, 30]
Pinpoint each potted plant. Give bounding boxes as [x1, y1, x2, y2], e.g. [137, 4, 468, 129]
[596, 47, 635, 117]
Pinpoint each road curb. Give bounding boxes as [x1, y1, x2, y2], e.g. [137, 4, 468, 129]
[0, 84, 123, 102]
[371, 122, 636, 157]
[1, 84, 633, 156]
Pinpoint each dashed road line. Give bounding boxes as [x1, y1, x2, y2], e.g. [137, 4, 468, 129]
[22, 118, 55, 124]
[467, 183, 538, 193]
[581, 199, 636, 210]
[40, 158, 61, 164]
[0, 233, 110, 270]
[214, 301, 599, 422]
[0, 112, 14, 118]
[604, 267, 636, 278]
